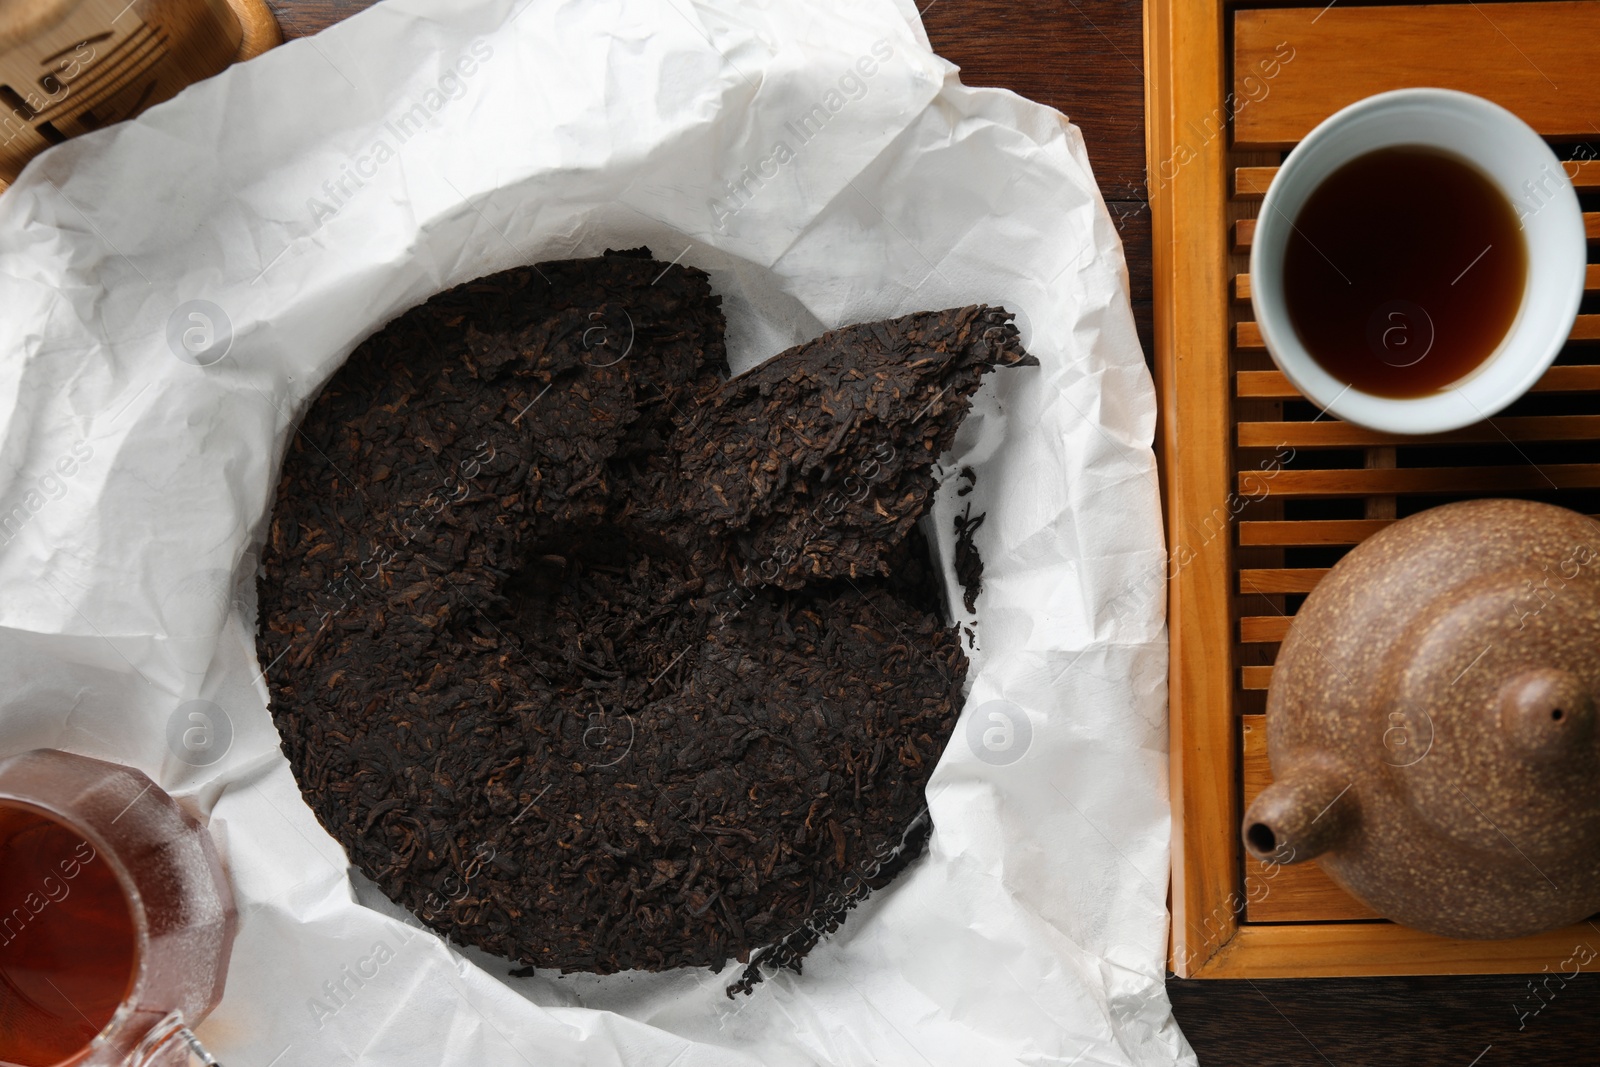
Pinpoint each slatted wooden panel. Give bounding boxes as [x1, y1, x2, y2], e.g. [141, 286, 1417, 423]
[1233, 2, 1600, 146]
[1228, 5, 1600, 929]
[1152, 0, 1600, 973]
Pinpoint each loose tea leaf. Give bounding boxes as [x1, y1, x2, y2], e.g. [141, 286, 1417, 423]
[954, 497, 985, 615]
[257, 249, 1028, 985]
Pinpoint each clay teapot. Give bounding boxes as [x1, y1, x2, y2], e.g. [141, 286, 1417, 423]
[1242, 498, 1600, 939]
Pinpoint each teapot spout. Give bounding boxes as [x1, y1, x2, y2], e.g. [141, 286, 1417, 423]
[1241, 760, 1357, 865]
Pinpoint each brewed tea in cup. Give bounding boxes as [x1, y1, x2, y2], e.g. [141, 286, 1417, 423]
[1251, 89, 1587, 435]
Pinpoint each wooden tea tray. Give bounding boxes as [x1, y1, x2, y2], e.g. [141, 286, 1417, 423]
[1147, 0, 1600, 977]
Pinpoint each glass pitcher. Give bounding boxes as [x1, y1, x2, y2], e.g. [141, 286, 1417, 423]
[0, 750, 236, 1067]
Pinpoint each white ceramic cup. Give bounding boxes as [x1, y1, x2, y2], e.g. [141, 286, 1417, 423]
[1250, 88, 1587, 435]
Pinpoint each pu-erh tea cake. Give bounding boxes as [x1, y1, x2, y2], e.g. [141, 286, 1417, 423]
[257, 248, 1034, 988]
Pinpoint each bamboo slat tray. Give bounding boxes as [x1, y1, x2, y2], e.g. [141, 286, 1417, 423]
[1146, 0, 1600, 977]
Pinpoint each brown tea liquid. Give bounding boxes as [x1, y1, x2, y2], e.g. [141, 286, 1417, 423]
[1282, 145, 1528, 398]
[0, 804, 138, 1067]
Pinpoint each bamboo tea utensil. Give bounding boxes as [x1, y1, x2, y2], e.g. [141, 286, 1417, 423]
[0, 0, 279, 187]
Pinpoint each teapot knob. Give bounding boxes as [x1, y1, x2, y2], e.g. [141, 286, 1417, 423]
[1499, 669, 1595, 762]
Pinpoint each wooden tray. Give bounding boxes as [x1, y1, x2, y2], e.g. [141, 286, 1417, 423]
[1146, 0, 1600, 977]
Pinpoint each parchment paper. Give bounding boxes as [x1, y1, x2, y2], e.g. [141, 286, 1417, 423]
[0, 0, 1194, 1062]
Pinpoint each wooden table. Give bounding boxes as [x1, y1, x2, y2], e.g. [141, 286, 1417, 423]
[262, 1, 1598, 1062]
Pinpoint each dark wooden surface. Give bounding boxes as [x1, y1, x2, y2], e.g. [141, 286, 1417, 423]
[261, 1, 1597, 1063]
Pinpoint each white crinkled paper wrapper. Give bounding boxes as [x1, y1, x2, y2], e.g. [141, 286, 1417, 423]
[0, 0, 1193, 1062]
